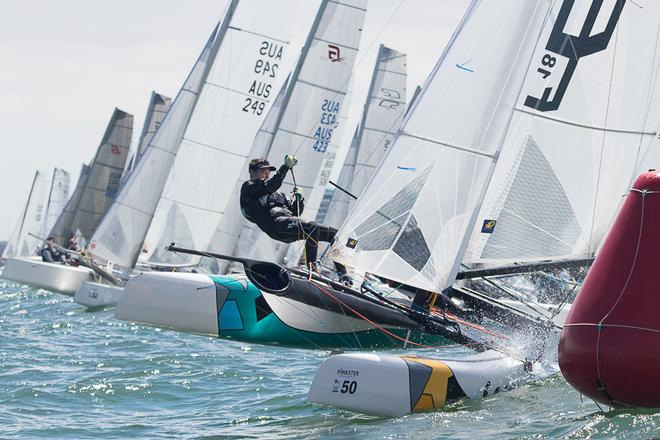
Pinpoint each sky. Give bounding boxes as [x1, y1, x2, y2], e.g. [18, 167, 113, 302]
[0, 0, 471, 241]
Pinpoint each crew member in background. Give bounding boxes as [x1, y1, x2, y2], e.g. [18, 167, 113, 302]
[40, 237, 64, 263]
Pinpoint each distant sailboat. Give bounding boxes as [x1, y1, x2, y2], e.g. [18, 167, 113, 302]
[69, 108, 133, 244]
[1, 108, 134, 294]
[41, 168, 71, 239]
[122, 92, 172, 178]
[1, 170, 48, 259]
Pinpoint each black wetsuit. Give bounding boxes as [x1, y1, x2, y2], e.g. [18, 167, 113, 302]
[240, 165, 336, 265]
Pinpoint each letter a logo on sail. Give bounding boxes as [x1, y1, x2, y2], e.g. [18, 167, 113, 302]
[328, 44, 344, 62]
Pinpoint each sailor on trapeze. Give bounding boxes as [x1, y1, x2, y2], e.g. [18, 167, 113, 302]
[240, 155, 347, 279]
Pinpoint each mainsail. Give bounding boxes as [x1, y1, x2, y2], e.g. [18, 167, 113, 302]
[41, 168, 71, 237]
[69, 108, 133, 243]
[88, 22, 222, 270]
[464, 0, 660, 266]
[138, 0, 298, 267]
[123, 92, 172, 177]
[48, 163, 89, 245]
[2, 171, 48, 258]
[329, 0, 553, 293]
[210, 0, 367, 268]
[323, 44, 408, 229]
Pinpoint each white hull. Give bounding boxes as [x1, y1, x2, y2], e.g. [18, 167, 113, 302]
[1, 257, 95, 295]
[116, 272, 220, 336]
[116, 271, 384, 337]
[308, 350, 535, 417]
[74, 281, 124, 307]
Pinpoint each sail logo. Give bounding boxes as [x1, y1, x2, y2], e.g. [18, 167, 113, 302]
[328, 44, 344, 62]
[524, 0, 626, 112]
[481, 219, 497, 234]
[378, 88, 402, 110]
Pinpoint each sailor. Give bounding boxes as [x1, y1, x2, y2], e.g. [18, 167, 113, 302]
[40, 236, 63, 263]
[240, 156, 338, 273]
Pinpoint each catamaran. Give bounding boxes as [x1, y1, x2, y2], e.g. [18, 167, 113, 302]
[0, 168, 69, 266]
[1, 108, 133, 294]
[309, 0, 660, 416]
[73, 0, 298, 307]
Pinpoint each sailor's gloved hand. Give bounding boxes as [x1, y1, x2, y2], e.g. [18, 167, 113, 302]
[293, 187, 303, 201]
[284, 155, 298, 169]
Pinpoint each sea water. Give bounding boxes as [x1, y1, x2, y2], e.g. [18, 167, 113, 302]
[1, 279, 659, 439]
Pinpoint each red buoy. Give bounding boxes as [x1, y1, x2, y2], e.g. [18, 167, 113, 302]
[559, 171, 660, 407]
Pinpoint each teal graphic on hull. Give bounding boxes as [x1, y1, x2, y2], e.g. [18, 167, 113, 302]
[209, 276, 450, 350]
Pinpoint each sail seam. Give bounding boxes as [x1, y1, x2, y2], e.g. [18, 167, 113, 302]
[313, 37, 360, 52]
[514, 107, 656, 135]
[181, 137, 249, 158]
[376, 68, 406, 77]
[205, 81, 273, 102]
[93, 162, 127, 171]
[401, 131, 497, 159]
[362, 126, 397, 136]
[329, 0, 367, 12]
[159, 196, 225, 214]
[296, 79, 348, 96]
[227, 26, 290, 45]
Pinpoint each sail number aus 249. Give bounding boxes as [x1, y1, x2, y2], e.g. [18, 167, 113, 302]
[243, 41, 284, 116]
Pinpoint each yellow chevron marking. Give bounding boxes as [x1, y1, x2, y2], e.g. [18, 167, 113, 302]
[402, 357, 454, 411]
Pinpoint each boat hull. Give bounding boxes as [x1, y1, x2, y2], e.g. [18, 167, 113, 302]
[308, 350, 530, 417]
[1, 257, 94, 295]
[74, 281, 124, 307]
[115, 271, 450, 349]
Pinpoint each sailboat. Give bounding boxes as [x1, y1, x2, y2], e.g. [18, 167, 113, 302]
[309, 0, 660, 416]
[1, 108, 133, 294]
[1, 170, 49, 260]
[122, 92, 172, 178]
[73, 0, 298, 307]
[115, 1, 442, 348]
[40, 168, 71, 239]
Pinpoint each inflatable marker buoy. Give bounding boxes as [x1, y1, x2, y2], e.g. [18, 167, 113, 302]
[559, 171, 660, 408]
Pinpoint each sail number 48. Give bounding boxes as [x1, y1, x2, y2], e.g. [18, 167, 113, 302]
[536, 54, 556, 79]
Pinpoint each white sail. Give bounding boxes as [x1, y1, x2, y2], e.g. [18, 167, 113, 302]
[324, 45, 408, 229]
[329, 0, 553, 293]
[219, 0, 367, 266]
[200, 73, 291, 272]
[41, 168, 71, 237]
[48, 164, 89, 245]
[141, 0, 298, 266]
[70, 108, 133, 243]
[123, 92, 173, 177]
[2, 171, 48, 258]
[464, 0, 660, 266]
[88, 23, 222, 270]
[136, 92, 173, 164]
